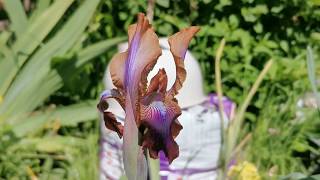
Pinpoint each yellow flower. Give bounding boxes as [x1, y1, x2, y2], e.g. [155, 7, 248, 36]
[228, 161, 261, 180]
[0, 96, 3, 104]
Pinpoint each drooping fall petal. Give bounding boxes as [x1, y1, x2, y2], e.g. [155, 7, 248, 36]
[97, 89, 125, 137]
[140, 93, 182, 163]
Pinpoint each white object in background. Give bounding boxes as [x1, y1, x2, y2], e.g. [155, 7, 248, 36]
[159, 102, 229, 180]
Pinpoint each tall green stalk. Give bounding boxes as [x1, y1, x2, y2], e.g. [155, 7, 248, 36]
[215, 50, 273, 178]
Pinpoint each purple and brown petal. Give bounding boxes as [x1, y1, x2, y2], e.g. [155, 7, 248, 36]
[145, 68, 168, 96]
[167, 26, 200, 97]
[140, 95, 182, 163]
[98, 13, 199, 164]
[97, 89, 125, 138]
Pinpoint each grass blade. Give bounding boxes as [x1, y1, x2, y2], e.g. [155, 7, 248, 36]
[215, 38, 226, 140]
[54, 37, 126, 82]
[3, 0, 28, 38]
[0, 0, 74, 96]
[0, 0, 101, 118]
[29, 0, 51, 22]
[76, 37, 126, 66]
[224, 59, 273, 172]
[11, 100, 97, 137]
[306, 46, 320, 107]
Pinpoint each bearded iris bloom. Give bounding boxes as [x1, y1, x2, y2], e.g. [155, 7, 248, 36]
[97, 13, 199, 178]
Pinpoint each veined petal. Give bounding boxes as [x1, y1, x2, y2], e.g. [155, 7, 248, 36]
[97, 89, 125, 137]
[168, 26, 200, 97]
[140, 95, 182, 163]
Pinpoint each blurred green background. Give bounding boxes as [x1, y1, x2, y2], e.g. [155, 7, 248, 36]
[0, 0, 319, 179]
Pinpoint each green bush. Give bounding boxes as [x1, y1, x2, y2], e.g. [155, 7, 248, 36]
[0, 0, 123, 178]
[0, 0, 319, 179]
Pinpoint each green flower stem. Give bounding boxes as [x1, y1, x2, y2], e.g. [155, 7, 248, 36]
[223, 59, 273, 178]
[214, 38, 226, 180]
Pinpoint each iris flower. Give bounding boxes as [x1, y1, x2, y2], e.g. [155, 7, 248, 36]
[97, 13, 199, 178]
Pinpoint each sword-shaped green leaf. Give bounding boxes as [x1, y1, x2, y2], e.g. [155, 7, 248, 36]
[11, 100, 97, 137]
[0, 0, 74, 96]
[3, 0, 28, 38]
[0, 0, 101, 119]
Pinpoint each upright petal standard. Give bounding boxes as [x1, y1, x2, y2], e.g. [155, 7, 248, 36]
[97, 13, 199, 178]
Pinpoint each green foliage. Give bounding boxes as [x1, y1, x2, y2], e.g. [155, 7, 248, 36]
[89, 0, 320, 176]
[0, 0, 319, 179]
[0, 122, 99, 179]
[2, 0, 28, 38]
[0, 0, 124, 179]
[244, 97, 319, 178]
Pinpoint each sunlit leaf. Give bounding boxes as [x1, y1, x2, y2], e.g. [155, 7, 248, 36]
[11, 100, 97, 137]
[0, 0, 100, 119]
[0, 0, 74, 96]
[3, 0, 28, 38]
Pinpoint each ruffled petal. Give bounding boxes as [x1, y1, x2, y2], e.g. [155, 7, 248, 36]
[97, 89, 125, 137]
[145, 68, 168, 96]
[109, 13, 161, 101]
[124, 13, 161, 102]
[168, 26, 200, 97]
[171, 118, 183, 138]
[140, 95, 182, 163]
[101, 111, 124, 138]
